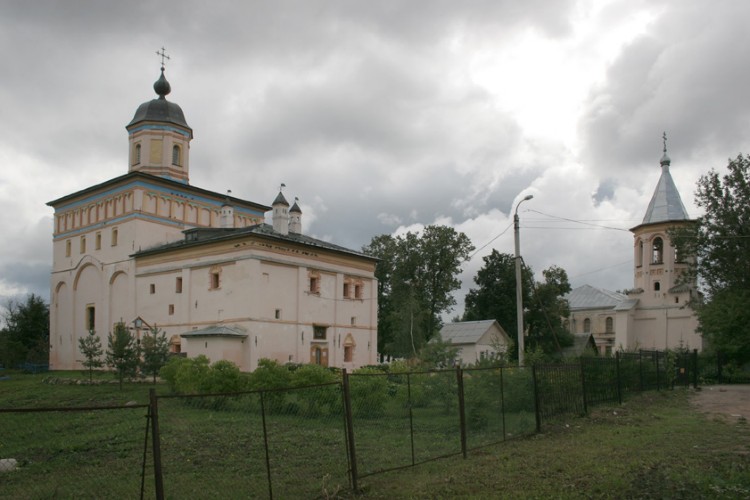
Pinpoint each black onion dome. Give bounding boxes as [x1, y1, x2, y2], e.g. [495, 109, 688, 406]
[153, 68, 171, 97]
[127, 68, 192, 133]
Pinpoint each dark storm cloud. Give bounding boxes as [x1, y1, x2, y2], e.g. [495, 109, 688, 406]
[592, 178, 617, 205]
[580, 0, 750, 177]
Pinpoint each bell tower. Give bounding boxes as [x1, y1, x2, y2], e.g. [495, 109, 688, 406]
[630, 134, 694, 307]
[126, 50, 193, 183]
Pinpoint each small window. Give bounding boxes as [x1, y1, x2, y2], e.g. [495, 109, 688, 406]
[583, 318, 591, 333]
[275, 309, 281, 319]
[351, 316, 356, 326]
[134, 143, 141, 165]
[168, 304, 175, 315]
[111, 228, 118, 247]
[172, 145, 181, 166]
[654, 282, 661, 291]
[309, 275, 320, 294]
[313, 325, 327, 340]
[343, 334, 355, 362]
[343, 283, 350, 298]
[95, 232, 102, 250]
[85, 305, 95, 331]
[150, 284, 156, 294]
[605, 317, 613, 333]
[175, 277, 183, 293]
[65, 240, 71, 257]
[354, 284, 362, 299]
[210, 271, 220, 290]
[80, 236, 86, 254]
[675, 296, 679, 304]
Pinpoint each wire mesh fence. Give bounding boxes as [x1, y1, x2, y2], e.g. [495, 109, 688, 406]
[0, 405, 149, 499]
[155, 382, 349, 499]
[348, 369, 463, 478]
[1, 349, 697, 498]
[581, 356, 619, 406]
[462, 366, 536, 449]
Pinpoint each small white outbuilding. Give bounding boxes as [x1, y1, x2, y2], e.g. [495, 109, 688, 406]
[438, 320, 512, 366]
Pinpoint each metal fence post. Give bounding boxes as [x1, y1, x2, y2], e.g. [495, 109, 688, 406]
[341, 369, 359, 492]
[532, 365, 541, 433]
[638, 350, 644, 392]
[148, 388, 164, 500]
[579, 358, 588, 415]
[407, 373, 415, 466]
[655, 351, 661, 391]
[500, 367, 507, 441]
[615, 351, 622, 405]
[456, 367, 467, 459]
[692, 349, 699, 388]
[259, 391, 273, 500]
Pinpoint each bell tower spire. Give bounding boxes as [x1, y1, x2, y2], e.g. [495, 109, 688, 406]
[126, 49, 193, 184]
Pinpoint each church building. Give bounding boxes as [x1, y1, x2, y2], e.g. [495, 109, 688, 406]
[566, 139, 702, 354]
[47, 65, 378, 372]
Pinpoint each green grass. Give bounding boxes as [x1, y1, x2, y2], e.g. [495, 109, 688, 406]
[352, 390, 750, 499]
[2, 371, 749, 499]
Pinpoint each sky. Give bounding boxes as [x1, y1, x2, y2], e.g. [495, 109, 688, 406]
[1, 0, 749, 319]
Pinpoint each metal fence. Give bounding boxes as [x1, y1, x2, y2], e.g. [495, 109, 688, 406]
[0, 404, 150, 498]
[1, 349, 697, 499]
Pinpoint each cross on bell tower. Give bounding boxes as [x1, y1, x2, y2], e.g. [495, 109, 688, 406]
[156, 47, 171, 69]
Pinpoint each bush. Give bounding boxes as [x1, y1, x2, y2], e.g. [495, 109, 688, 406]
[248, 359, 293, 413]
[160, 356, 191, 393]
[291, 364, 341, 417]
[160, 356, 245, 395]
[350, 367, 388, 418]
[174, 355, 211, 394]
[204, 360, 245, 393]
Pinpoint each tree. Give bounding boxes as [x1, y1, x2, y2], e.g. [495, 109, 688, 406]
[0, 294, 49, 367]
[78, 329, 103, 382]
[105, 322, 140, 389]
[463, 251, 571, 361]
[671, 154, 750, 363]
[525, 266, 573, 357]
[363, 225, 474, 358]
[463, 250, 533, 350]
[141, 327, 170, 384]
[417, 336, 459, 369]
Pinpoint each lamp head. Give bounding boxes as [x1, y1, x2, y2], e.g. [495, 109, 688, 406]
[523, 194, 534, 201]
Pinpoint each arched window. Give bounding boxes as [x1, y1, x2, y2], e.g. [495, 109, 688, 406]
[134, 143, 141, 165]
[605, 317, 613, 333]
[583, 318, 591, 333]
[652, 237, 663, 264]
[654, 281, 661, 291]
[172, 145, 181, 166]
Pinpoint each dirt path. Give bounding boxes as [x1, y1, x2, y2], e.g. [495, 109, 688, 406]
[691, 384, 750, 422]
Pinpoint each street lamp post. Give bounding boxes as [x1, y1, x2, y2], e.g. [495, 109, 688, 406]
[514, 194, 533, 366]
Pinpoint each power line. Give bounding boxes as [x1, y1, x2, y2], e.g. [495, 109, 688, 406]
[569, 259, 631, 280]
[527, 209, 631, 232]
[468, 221, 513, 260]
